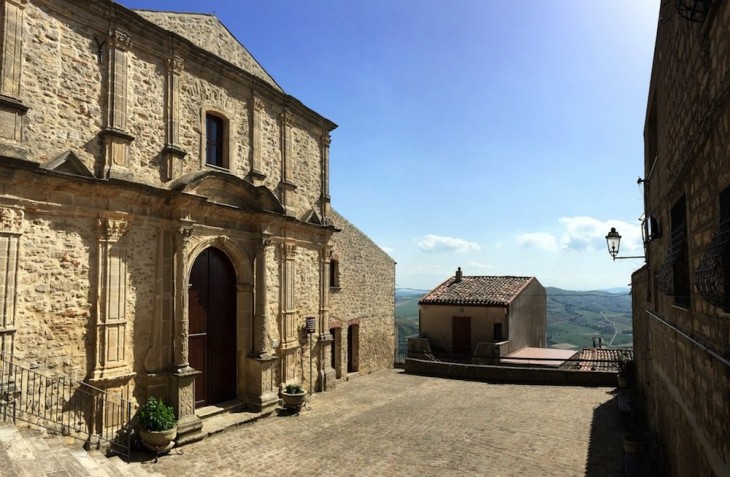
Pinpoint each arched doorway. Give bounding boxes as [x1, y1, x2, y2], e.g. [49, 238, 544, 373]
[188, 247, 237, 407]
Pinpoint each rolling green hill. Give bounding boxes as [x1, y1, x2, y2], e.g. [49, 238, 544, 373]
[395, 287, 632, 358]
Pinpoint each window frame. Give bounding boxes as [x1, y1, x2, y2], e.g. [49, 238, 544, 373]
[202, 109, 230, 170]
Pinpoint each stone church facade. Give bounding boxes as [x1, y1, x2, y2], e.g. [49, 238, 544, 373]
[0, 0, 395, 440]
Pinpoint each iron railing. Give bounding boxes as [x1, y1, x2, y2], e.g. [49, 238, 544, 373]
[0, 353, 136, 460]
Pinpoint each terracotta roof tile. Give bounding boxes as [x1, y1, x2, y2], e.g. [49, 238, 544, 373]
[419, 276, 534, 306]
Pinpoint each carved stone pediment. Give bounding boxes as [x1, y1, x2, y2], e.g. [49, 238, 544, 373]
[41, 151, 94, 178]
[170, 171, 285, 214]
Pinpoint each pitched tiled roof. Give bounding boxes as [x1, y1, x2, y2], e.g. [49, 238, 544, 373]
[419, 276, 534, 306]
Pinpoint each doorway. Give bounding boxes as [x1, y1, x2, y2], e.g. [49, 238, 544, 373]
[188, 247, 237, 408]
[452, 316, 471, 357]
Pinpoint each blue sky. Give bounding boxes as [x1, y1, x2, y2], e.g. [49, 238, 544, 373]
[119, 0, 659, 291]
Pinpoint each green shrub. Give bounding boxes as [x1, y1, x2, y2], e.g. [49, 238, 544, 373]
[138, 397, 176, 432]
[285, 383, 303, 395]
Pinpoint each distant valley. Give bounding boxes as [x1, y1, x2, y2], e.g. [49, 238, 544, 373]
[395, 286, 632, 358]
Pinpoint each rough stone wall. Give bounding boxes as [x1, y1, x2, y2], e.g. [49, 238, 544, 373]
[19, 0, 328, 214]
[23, 0, 104, 171]
[14, 211, 94, 381]
[639, 3, 730, 476]
[328, 209, 395, 375]
[132, 11, 282, 92]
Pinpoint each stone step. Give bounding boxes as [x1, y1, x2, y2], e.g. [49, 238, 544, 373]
[0, 421, 165, 477]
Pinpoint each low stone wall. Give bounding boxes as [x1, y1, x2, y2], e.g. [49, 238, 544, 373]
[405, 358, 616, 387]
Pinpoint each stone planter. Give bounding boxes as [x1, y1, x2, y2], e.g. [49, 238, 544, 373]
[139, 426, 177, 452]
[281, 391, 306, 410]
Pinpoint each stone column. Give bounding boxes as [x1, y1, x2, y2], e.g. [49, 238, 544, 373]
[0, 207, 22, 357]
[279, 110, 296, 216]
[171, 220, 202, 438]
[0, 0, 28, 159]
[101, 29, 134, 179]
[163, 56, 186, 180]
[90, 217, 134, 383]
[318, 245, 336, 390]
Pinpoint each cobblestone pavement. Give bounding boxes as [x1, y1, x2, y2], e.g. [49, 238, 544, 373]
[141, 369, 623, 477]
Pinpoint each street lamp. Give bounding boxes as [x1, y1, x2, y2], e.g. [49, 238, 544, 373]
[605, 227, 645, 261]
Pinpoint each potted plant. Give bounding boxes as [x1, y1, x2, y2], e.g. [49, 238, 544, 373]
[280, 383, 306, 411]
[137, 396, 177, 451]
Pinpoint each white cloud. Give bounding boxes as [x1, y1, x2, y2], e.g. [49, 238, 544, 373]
[417, 234, 481, 253]
[463, 261, 492, 270]
[517, 232, 559, 252]
[517, 216, 643, 255]
[559, 216, 642, 253]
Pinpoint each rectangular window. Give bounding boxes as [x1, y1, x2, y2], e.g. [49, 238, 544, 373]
[206, 114, 225, 168]
[329, 260, 340, 288]
[671, 196, 690, 308]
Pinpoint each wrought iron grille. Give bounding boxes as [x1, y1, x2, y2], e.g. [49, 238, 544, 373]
[676, 0, 714, 23]
[0, 353, 136, 460]
[696, 195, 730, 307]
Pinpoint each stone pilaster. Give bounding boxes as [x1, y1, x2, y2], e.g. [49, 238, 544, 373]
[90, 217, 134, 384]
[0, 207, 22, 357]
[163, 56, 186, 181]
[252, 233, 272, 357]
[279, 242, 300, 385]
[318, 245, 335, 390]
[171, 219, 201, 438]
[101, 29, 134, 179]
[320, 132, 331, 221]
[0, 0, 26, 98]
[249, 94, 266, 185]
[279, 110, 296, 216]
[173, 220, 194, 371]
[0, 0, 28, 159]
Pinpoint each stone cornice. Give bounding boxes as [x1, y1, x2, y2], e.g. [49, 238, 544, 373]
[0, 94, 29, 113]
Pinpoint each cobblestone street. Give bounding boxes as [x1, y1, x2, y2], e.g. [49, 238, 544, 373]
[140, 369, 623, 477]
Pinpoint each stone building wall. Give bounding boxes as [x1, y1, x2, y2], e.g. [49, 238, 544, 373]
[0, 0, 394, 440]
[637, 2, 730, 475]
[329, 209, 395, 376]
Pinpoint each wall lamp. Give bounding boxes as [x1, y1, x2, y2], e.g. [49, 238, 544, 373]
[605, 227, 645, 261]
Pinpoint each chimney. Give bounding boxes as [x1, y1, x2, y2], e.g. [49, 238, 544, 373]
[455, 267, 462, 283]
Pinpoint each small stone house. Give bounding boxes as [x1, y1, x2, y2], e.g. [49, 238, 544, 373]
[417, 269, 545, 362]
[0, 0, 394, 442]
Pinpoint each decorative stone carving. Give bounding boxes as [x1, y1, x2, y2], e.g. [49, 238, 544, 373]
[167, 55, 184, 74]
[108, 29, 132, 51]
[0, 208, 23, 234]
[97, 217, 128, 242]
[253, 96, 265, 112]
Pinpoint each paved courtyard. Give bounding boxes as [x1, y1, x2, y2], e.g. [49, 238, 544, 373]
[141, 369, 623, 477]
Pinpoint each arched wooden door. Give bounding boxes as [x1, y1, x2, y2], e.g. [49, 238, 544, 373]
[188, 248, 237, 408]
